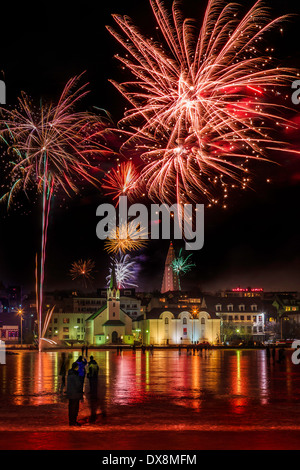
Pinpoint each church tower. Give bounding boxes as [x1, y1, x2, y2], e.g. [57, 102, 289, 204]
[161, 241, 179, 293]
[107, 265, 121, 321]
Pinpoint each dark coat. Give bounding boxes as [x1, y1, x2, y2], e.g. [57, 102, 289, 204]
[87, 360, 99, 378]
[66, 370, 83, 400]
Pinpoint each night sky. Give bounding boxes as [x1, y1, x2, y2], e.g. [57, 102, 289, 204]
[1, 0, 300, 294]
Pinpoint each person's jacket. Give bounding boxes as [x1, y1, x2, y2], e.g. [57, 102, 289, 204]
[76, 358, 87, 377]
[87, 360, 99, 378]
[66, 370, 83, 400]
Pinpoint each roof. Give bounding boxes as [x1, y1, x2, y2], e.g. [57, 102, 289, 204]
[145, 306, 216, 319]
[202, 295, 263, 314]
[86, 303, 107, 321]
[102, 320, 125, 326]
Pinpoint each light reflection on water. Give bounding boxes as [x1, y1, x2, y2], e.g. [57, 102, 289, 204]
[1, 348, 300, 414]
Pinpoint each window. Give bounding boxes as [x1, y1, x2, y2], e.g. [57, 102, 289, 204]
[8, 330, 18, 338]
[63, 335, 69, 339]
[251, 305, 257, 312]
[227, 304, 233, 312]
[240, 316, 244, 321]
[53, 318, 57, 324]
[228, 315, 233, 321]
[77, 318, 81, 323]
[165, 318, 169, 324]
[201, 317, 205, 324]
[247, 326, 252, 333]
[239, 305, 245, 312]
[253, 316, 257, 322]
[258, 315, 262, 322]
[216, 304, 221, 312]
[63, 318, 69, 324]
[247, 315, 251, 321]
[183, 318, 187, 324]
[234, 315, 239, 321]
[63, 327, 69, 332]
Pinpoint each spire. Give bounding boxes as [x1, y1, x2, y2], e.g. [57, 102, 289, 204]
[109, 264, 117, 290]
[161, 241, 179, 293]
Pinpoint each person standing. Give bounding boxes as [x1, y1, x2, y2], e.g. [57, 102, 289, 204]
[66, 362, 83, 426]
[76, 355, 87, 393]
[87, 356, 99, 423]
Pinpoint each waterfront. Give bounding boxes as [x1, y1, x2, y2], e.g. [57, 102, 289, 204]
[1, 348, 300, 449]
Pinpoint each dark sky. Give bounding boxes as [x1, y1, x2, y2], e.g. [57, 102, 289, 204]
[1, 0, 300, 294]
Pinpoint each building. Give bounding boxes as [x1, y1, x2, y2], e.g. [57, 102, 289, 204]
[85, 267, 134, 345]
[161, 242, 179, 293]
[0, 313, 19, 342]
[202, 296, 265, 342]
[133, 305, 220, 345]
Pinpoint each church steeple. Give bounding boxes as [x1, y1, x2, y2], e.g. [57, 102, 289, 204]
[109, 264, 117, 290]
[107, 263, 120, 321]
[161, 241, 179, 293]
[107, 264, 120, 301]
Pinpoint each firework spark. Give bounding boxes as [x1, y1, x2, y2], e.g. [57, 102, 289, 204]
[172, 248, 195, 290]
[107, 254, 139, 288]
[104, 221, 148, 254]
[102, 160, 140, 203]
[70, 259, 95, 287]
[0, 75, 105, 351]
[107, 0, 297, 204]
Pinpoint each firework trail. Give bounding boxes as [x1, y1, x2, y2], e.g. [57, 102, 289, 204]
[70, 258, 96, 288]
[172, 248, 195, 290]
[107, 253, 139, 288]
[0, 75, 106, 351]
[107, 0, 297, 205]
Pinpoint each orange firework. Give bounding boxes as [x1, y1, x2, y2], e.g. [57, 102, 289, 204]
[107, 0, 297, 204]
[70, 259, 95, 287]
[104, 222, 148, 254]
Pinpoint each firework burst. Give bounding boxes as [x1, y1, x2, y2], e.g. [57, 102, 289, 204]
[0, 75, 106, 351]
[102, 160, 140, 203]
[107, 254, 139, 288]
[172, 248, 195, 290]
[104, 221, 148, 254]
[107, 0, 297, 205]
[70, 259, 96, 287]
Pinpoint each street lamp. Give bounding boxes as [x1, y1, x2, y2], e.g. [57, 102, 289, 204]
[17, 309, 23, 347]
